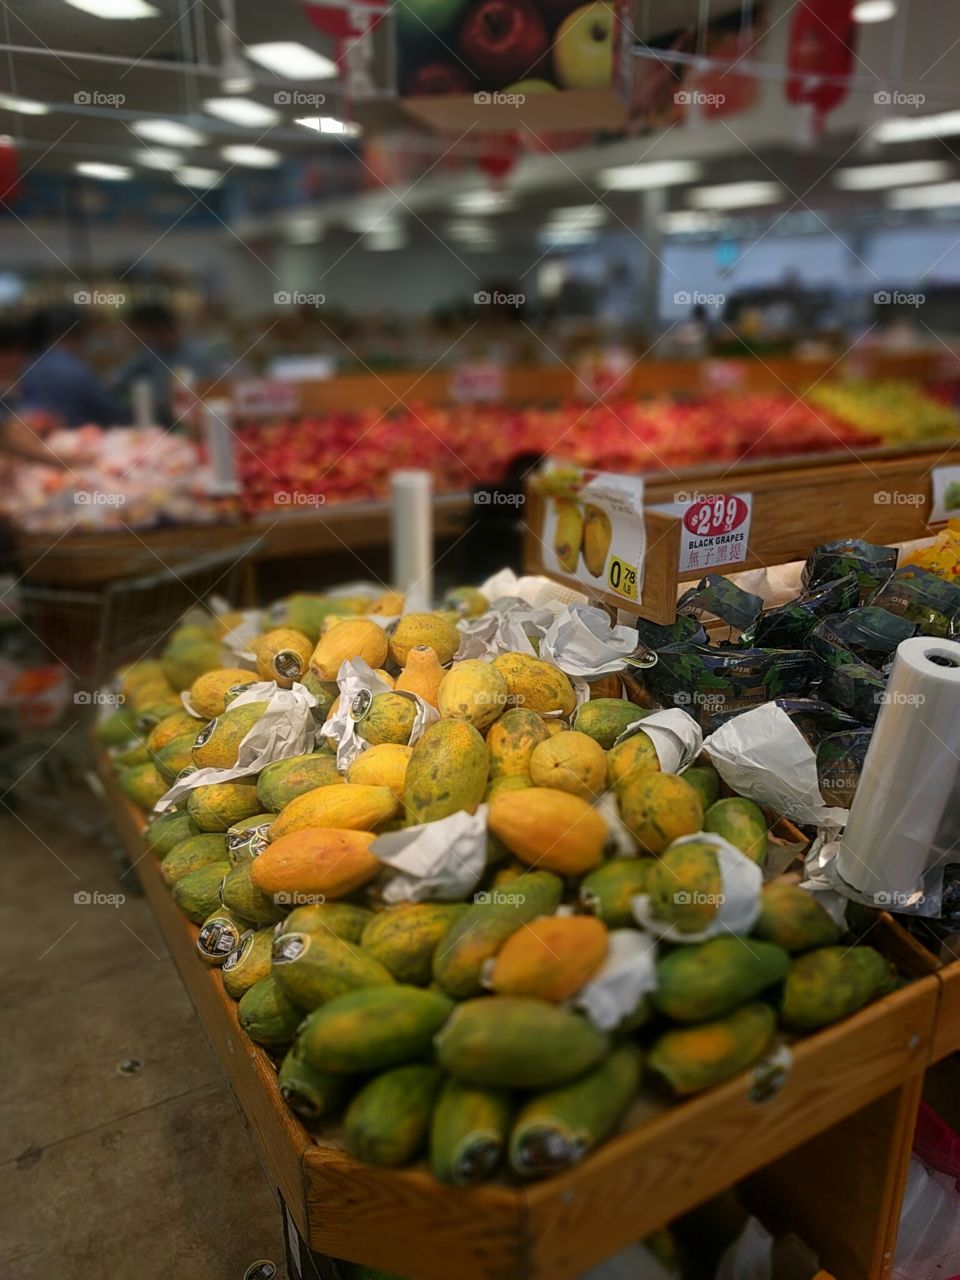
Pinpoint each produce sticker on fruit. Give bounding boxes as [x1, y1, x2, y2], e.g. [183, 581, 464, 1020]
[537, 466, 645, 602]
[651, 493, 753, 573]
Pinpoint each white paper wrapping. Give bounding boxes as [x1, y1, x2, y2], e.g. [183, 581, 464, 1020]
[572, 928, 659, 1032]
[453, 609, 542, 660]
[371, 807, 489, 903]
[319, 659, 438, 771]
[477, 568, 586, 609]
[219, 611, 264, 660]
[155, 681, 318, 812]
[591, 791, 637, 857]
[631, 832, 763, 941]
[704, 702, 848, 829]
[539, 604, 638, 677]
[613, 707, 703, 774]
[837, 636, 960, 899]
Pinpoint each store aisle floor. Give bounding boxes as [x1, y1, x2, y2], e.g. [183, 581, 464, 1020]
[1, 807, 286, 1280]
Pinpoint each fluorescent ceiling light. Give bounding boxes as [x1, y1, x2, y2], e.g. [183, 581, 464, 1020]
[65, 0, 159, 16]
[286, 216, 324, 245]
[294, 116, 361, 137]
[659, 209, 724, 233]
[834, 159, 950, 189]
[133, 119, 206, 147]
[75, 161, 132, 181]
[203, 97, 280, 128]
[247, 42, 337, 80]
[221, 144, 281, 168]
[446, 220, 497, 243]
[364, 225, 407, 251]
[689, 180, 783, 208]
[136, 148, 182, 170]
[176, 166, 224, 189]
[537, 227, 599, 247]
[888, 181, 960, 209]
[874, 110, 960, 144]
[0, 94, 50, 116]
[599, 159, 701, 190]
[544, 204, 607, 229]
[853, 0, 895, 20]
[451, 189, 513, 214]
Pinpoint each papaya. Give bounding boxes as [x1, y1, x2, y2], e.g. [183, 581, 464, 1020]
[253, 829, 381, 902]
[581, 504, 612, 579]
[309, 618, 388, 681]
[257, 752, 342, 812]
[187, 779, 262, 832]
[160, 833, 228, 887]
[704, 797, 769, 867]
[220, 858, 286, 925]
[356, 691, 418, 746]
[278, 1049, 352, 1121]
[169, 623, 215, 646]
[488, 787, 607, 875]
[754, 881, 843, 953]
[222, 927, 274, 999]
[196, 908, 246, 965]
[492, 652, 576, 717]
[133, 700, 181, 731]
[147, 708, 203, 753]
[553, 498, 583, 572]
[113, 743, 151, 769]
[573, 699, 645, 750]
[192, 701, 268, 770]
[300, 672, 340, 719]
[269, 784, 398, 840]
[432, 870, 563, 998]
[618, 773, 703, 854]
[780, 946, 892, 1031]
[145, 810, 198, 858]
[436, 997, 609, 1090]
[277, 904, 370, 946]
[284, 594, 354, 643]
[344, 1064, 443, 1167]
[226, 813, 274, 863]
[394, 645, 445, 707]
[173, 860, 230, 924]
[152, 732, 197, 784]
[161, 640, 223, 691]
[272, 929, 395, 1010]
[361, 903, 469, 985]
[486, 708, 551, 778]
[369, 589, 405, 616]
[443, 586, 489, 618]
[509, 1043, 641, 1178]
[681, 764, 721, 811]
[346, 743, 412, 799]
[578, 858, 653, 928]
[295, 985, 454, 1074]
[606, 732, 660, 791]
[119, 658, 167, 699]
[403, 719, 488, 826]
[237, 975, 304, 1047]
[654, 936, 790, 1023]
[489, 915, 608, 1001]
[388, 613, 460, 668]
[646, 839, 726, 935]
[250, 627, 312, 687]
[437, 660, 509, 732]
[484, 774, 533, 802]
[528, 730, 607, 799]
[119, 761, 167, 811]
[648, 1002, 776, 1096]
[430, 1079, 512, 1187]
[188, 668, 258, 719]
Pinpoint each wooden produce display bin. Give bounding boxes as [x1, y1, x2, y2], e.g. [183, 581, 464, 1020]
[98, 751, 941, 1280]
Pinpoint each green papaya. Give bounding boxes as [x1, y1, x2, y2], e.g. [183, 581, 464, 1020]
[681, 764, 721, 811]
[119, 761, 167, 811]
[654, 936, 790, 1023]
[646, 840, 727, 934]
[152, 732, 197, 784]
[161, 640, 223, 691]
[509, 1043, 641, 1178]
[430, 1079, 512, 1187]
[361, 903, 469, 985]
[272, 930, 395, 1010]
[704, 797, 769, 867]
[432, 871, 563, 998]
[300, 672, 340, 718]
[114, 743, 151, 769]
[435, 997, 609, 1090]
[578, 858, 653, 928]
[257, 752, 342, 812]
[226, 813, 274, 864]
[573, 699, 647, 750]
[754, 881, 843, 952]
[283, 902, 374, 944]
[648, 1003, 776, 1096]
[278, 1049, 352, 1121]
[160, 833, 228, 887]
[196, 908, 246, 965]
[356, 692, 418, 747]
[780, 946, 893, 1031]
[192, 701, 268, 770]
[220, 859, 286, 925]
[187, 780, 261, 832]
[237, 975, 303, 1047]
[173, 860, 230, 924]
[96, 706, 139, 746]
[145, 810, 198, 858]
[295, 986, 454, 1075]
[344, 1064, 442, 1167]
[222, 927, 274, 999]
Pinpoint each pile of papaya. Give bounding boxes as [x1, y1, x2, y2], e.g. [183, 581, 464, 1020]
[101, 582, 898, 1186]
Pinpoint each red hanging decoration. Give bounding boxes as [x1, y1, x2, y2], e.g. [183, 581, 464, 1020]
[0, 136, 19, 203]
[785, 0, 856, 138]
[476, 133, 520, 185]
[303, 1, 386, 48]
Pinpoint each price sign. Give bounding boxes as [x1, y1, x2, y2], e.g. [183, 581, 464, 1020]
[449, 362, 505, 404]
[701, 360, 746, 392]
[539, 467, 646, 604]
[234, 380, 300, 417]
[607, 555, 639, 601]
[677, 492, 752, 572]
[930, 465, 960, 524]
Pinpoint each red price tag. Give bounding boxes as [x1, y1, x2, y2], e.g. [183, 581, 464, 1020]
[449, 363, 505, 404]
[683, 495, 749, 537]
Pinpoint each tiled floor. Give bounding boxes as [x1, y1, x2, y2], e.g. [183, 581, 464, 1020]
[1, 804, 286, 1280]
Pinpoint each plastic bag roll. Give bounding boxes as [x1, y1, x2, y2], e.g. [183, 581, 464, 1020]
[391, 469, 432, 611]
[837, 636, 960, 900]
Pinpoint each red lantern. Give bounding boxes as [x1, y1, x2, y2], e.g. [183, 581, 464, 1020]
[0, 136, 19, 203]
[785, 0, 856, 135]
[303, 1, 386, 46]
[477, 134, 520, 185]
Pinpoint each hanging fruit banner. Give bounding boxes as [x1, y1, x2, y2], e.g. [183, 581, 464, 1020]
[784, 0, 856, 137]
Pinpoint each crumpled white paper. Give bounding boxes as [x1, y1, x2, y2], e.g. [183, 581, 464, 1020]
[176, 692, 209, 720]
[613, 707, 703, 774]
[592, 791, 637, 857]
[155, 680, 318, 812]
[572, 928, 659, 1032]
[319, 658, 438, 771]
[477, 568, 586, 609]
[704, 702, 849, 829]
[370, 806, 488, 902]
[453, 608, 544, 660]
[219, 611, 264, 661]
[540, 604, 638, 678]
[631, 831, 763, 941]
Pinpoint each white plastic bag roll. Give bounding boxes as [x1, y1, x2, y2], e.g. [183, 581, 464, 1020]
[837, 636, 960, 900]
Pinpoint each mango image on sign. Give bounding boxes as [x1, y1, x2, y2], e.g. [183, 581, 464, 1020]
[553, 500, 583, 573]
[582, 504, 612, 578]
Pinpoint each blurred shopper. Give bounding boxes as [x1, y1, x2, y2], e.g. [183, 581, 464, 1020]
[113, 303, 218, 427]
[19, 307, 123, 428]
[0, 321, 78, 465]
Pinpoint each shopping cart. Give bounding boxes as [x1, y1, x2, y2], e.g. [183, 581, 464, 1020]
[0, 540, 257, 837]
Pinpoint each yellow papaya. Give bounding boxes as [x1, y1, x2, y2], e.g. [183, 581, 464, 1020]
[489, 915, 608, 1001]
[438, 660, 509, 731]
[251, 828, 381, 900]
[309, 619, 388, 681]
[187, 779, 262, 832]
[403, 719, 488, 825]
[119, 761, 167, 811]
[119, 659, 166, 700]
[192, 701, 268, 770]
[146, 708, 203, 753]
[646, 838, 725, 934]
[269, 784, 399, 839]
[484, 775, 533, 802]
[606, 732, 660, 791]
[394, 645, 445, 706]
[368, 589, 405, 616]
[574, 699, 645, 750]
[152, 732, 198, 784]
[356, 691, 418, 746]
[443, 586, 489, 618]
[553, 499, 582, 572]
[188, 668, 258, 719]
[282, 902, 373, 943]
[161, 640, 223, 692]
[388, 613, 460, 668]
[528, 730, 607, 799]
[250, 627, 313, 687]
[582, 504, 612, 578]
[486, 708, 551, 778]
[618, 773, 703, 854]
[648, 1003, 776, 1096]
[704, 797, 769, 867]
[361, 903, 469, 984]
[222, 927, 274, 999]
[160, 832, 228, 887]
[492, 652, 576, 717]
[488, 787, 607, 875]
[346, 743, 412, 798]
